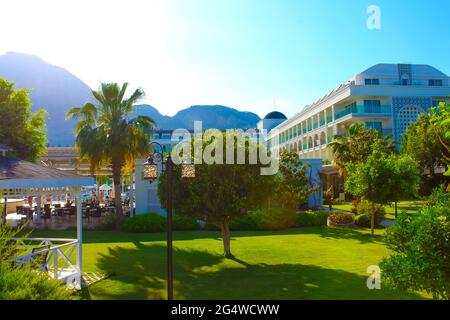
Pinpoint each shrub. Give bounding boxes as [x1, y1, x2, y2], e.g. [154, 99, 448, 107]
[425, 186, 450, 207]
[123, 213, 166, 233]
[380, 205, 450, 299]
[296, 210, 329, 227]
[328, 213, 354, 225]
[230, 208, 297, 231]
[0, 266, 74, 300]
[354, 214, 371, 228]
[172, 215, 200, 231]
[230, 213, 261, 230]
[355, 200, 386, 226]
[0, 225, 74, 300]
[255, 208, 297, 230]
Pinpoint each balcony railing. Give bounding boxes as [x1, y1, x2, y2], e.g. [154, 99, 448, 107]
[327, 115, 333, 123]
[335, 105, 391, 120]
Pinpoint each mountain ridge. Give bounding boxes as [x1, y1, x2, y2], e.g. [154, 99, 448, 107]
[0, 52, 261, 146]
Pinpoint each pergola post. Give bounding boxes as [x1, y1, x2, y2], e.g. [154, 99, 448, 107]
[36, 196, 41, 225]
[129, 173, 134, 217]
[75, 191, 83, 285]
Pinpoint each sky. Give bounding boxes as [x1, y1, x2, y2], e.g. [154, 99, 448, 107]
[1, 0, 449, 118]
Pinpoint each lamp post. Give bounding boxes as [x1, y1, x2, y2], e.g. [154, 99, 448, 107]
[143, 141, 195, 300]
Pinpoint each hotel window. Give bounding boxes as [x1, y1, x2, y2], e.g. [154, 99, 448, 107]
[365, 78, 380, 85]
[429, 79, 443, 86]
[364, 100, 381, 113]
[365, 122, 383, 133]
[162, 133, 171, 139]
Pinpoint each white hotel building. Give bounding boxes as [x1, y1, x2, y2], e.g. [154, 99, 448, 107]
[265, 64, 450, 161]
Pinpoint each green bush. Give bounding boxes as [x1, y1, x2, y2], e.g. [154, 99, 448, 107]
[230, 213, 261, 230]
[355, 201, 385, 225]
[0, 225, 74, 300]
[0, 266, 74, 300]
[380, 205, 450, 299]
[354, 214, 371, 228]
[123, 213, 166, 233]
[296, 210, 329, 227]
[425, 186, 450, 207]
[172, 215, 200, 231]
[230, 208, 297, 230]
[255, 208, 297, 230]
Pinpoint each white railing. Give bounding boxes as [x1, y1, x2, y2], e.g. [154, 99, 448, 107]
[13, 238, 80, 289]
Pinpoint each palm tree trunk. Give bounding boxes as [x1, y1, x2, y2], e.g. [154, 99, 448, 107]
[371, 202, 375, 236]
[112, 162, 124, 231]
[221, 217, 232, 258]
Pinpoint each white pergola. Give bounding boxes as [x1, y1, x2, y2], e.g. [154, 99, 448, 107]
[0, 156, 94, 288]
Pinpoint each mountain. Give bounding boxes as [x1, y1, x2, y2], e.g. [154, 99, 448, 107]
[0, 52, 261, 146]
[130, 104, 260, 130]
[0, 52, 93, 146]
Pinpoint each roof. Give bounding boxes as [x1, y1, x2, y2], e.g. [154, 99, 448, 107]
[0, 156, 94, 189]
[264, 111, 287, 120]
[360, 63, 448, 77]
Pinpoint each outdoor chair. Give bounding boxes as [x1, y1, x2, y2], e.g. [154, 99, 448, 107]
[42, 205, 52, 219]
[30, 244, 51, 272]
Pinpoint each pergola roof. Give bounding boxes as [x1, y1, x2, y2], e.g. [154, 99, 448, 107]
[0, 156, 94, 190]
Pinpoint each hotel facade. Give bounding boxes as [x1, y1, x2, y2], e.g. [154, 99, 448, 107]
[265, 64, 450, 161]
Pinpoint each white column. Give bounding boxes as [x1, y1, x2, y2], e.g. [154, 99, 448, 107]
[129, 173, 134, 217]
[75, 192, 82, 284]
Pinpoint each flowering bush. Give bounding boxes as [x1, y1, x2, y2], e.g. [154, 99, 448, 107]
[328, 213, 354, 225]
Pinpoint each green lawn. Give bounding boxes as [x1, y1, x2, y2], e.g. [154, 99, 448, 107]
[28, 227, 428, 300]
[333, 200, 423, 220]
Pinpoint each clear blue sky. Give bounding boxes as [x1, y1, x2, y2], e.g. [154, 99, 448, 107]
[1, 0, 449, 118]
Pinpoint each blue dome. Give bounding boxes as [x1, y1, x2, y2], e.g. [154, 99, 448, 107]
[264, 111, 287, 120]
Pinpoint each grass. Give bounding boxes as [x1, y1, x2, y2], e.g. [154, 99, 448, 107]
[28, 227, 428, 300]
[333, 200, 423, 220]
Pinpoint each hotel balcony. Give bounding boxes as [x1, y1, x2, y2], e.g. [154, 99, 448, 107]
[335, 105, 391, 120]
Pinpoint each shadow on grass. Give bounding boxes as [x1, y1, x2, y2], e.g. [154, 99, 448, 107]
[86, 243, 424, 300]
[27, 226, 385, 245]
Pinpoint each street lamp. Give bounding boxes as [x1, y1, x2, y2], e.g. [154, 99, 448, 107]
[143, 141, 195, 300]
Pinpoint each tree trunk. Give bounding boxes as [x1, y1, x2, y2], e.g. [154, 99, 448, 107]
[371, 202, 375, 237]
[112, 162, 124, 231]
[220, 217, 232, 258]
[1, 197, 7, 225]
[394, 201, 398, 219]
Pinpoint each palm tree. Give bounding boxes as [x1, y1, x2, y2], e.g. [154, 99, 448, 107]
[329, 123, 364, 169]
[67, 83, 156, 230]
[329, 123, 397, 172]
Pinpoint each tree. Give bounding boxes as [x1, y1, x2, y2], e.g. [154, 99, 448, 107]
[274, 150, 317, 210]
[430, 102, 450, 181]
[66, 82, 156, 230]
[345, 142, 418, 234]
[380, 203, 450, 300]
[388, 155, 421, 218]
[330, 123, 396, 171]
[0, 77, 47, 161]
[402, 111, 447, 193]
[158, 132, 275, 257]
